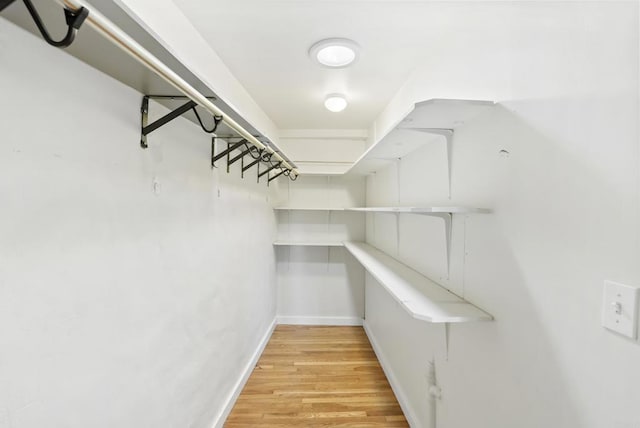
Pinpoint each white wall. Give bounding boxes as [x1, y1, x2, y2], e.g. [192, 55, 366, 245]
[0, 21, 277, 428]
[365, 2, 640, 428]
[274, 176, 366, 325]
[277, 129, 367, 175]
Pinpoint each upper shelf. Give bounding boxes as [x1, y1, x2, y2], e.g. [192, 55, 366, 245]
[292, 161, 355, 176]
[394, 98, 495, 129]
[344, 241, 492, 323]
[1, 0, 294, 166]
[348, 99, 494, 175]
[346, 206, 491, 214]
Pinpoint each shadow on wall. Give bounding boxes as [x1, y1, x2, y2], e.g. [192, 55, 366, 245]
[445, 98, 639, 428]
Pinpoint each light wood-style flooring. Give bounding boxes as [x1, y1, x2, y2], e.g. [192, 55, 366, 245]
[225, 325, 408, 427]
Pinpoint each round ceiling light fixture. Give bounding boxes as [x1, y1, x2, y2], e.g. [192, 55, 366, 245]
[309, 38, 359, 68]
[324, 94, 348, 112]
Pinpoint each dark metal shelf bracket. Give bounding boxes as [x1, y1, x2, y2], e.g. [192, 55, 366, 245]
[242, 156, 261, 175]
[268, 169, 286, 183]
[140, 96, 222, 148]
[211, 139, 246, 167]
[258, 161, 282, 180]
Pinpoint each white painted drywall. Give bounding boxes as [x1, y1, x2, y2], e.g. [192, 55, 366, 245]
[365, 2, 640, 428]
[274, 176, 366, 325]
[277, 129, 367, 175]
[0, 21, 277, 428]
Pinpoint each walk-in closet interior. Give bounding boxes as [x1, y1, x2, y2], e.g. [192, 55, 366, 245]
[1, 1, 640, 427]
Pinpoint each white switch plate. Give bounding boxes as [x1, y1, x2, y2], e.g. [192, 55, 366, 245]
[602, 280, 639, 339]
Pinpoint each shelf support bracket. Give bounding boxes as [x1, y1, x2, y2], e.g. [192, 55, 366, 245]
[140, 97, 195, 148]
[140, 96, 220, 148]
[444, 324, 450, 361]
[421, 212, 453, 277]
[211, 140, 246, 166]
[258, 161, 282, 181]
[268, 169, 286, 183]
[242, 156, 261, 175]
[228, 147, 252, 169]
[414, 128, 454, 199]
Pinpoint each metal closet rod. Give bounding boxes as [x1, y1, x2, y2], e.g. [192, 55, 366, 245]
[54, 0, 297, 175]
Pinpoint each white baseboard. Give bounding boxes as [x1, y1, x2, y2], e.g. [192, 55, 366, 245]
[212, 317, 277, 428]
[363, 320, 420, 427]
[277, 316, 363, 326]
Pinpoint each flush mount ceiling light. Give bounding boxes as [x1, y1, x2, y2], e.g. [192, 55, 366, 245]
[324, 94, 348, 112]
[309, 38, 359, 68]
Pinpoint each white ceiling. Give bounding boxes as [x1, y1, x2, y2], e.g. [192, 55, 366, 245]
[171, 0, 466, 130]
[171, 1, 594, 131]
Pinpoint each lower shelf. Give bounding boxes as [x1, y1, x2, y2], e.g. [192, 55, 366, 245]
[344, 241, 492, 323]
[273, 241, 344, 247]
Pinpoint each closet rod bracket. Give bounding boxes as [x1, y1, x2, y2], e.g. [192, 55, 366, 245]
[1, 0, 89, 48]
[140, 95, 219, 148]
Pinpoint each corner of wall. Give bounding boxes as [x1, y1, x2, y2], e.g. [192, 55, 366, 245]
[211, 317, 278, 428]
[362, 320, 420, 427]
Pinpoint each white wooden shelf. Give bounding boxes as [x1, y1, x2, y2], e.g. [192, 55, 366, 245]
[290, 161, 355, 176]
[274, 207, 347, 211]
[273, 241, 344, 247]
[347, 99, 495, 197]
[346, 206, 490, 214]
[344, 241, 492, 323]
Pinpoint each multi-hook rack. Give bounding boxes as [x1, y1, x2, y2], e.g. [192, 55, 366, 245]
[211, 138, 297, 184]
[1, 0, 298, 183]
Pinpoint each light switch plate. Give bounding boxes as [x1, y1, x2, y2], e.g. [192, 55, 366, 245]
[602, 280, 639, 339]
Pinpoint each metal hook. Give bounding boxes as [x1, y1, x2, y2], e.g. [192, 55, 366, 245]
[21, 0, 89, 48]
[192, 106, 222, 134]
[0, 0, 15, 11]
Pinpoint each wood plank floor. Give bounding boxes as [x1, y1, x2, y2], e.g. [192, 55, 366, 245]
[225, 325, 409, 427]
